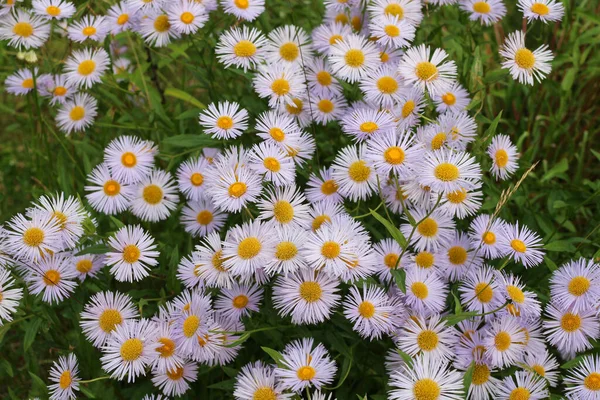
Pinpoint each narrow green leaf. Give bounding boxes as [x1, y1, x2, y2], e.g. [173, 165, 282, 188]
[390, 268, 407, 294]
[463, 362, 475, 393]
[75, 244, 110, 256]
[483, 69, 509, 84]
[369, 209, 407, 247]
[207, 379, 235, 390]
[0, 358, 13, 377]
[443, 312, 479, 326]
[396, 348, 413, 368]
[161, 134, 218, 149]
[24, 318, 42, 351]
[545, 256, 558, 272]
[262, 346, 285, 368]
[545, 240, 576, 252]
[452, 292, 463, 315]
[28, 372, 47, 395]
[326, 350, 352, 390]
[79, 386, 97, 398]
[541, 158, 569, 182]
[164, 87, 206, 109]
[109, 216, 125, 229]
[561, 68, 577, 91]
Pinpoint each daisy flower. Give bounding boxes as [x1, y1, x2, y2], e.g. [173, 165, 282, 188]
[459, 0, 507, 25]
[498, 222, 544, 268]
[67, 15, 109, 43]
[106, 2, 140, 34]
[418, 149, 482, 194]
[306, 168, 343, 205]
[544, 302, 600, 359]
[265, 25, 311, 66]
[101, 319, 160, 382]
[279, 96, 313, 127]
[199, 101, 249, 140]
[64, 48, 110, 89]
[176, 157, 210, 201]
[80, 291, 139, 347]
[342, 107, 396, 142]
[306, 56, 343, 97]
[550, 258, 600, 314]
[234, 361, 291, 400]
[275, 338, 337, 392]
[56, 93, 98, 135]
[459, 266, 503, 317]
[0, 9, 50, 49]
[48, 353, 79, 400]
[130, 169, 179, 222]
[106, 225, 159, 282]
[255, 110, 302, 146]
[495, 371, 548, 400]
[468, 214, 507, 259]
[181, 199, 227, 238]
[434, 82, 471, 114]
[70, 248, 104, 281]
[104, 135, 156, 185]
[524, 349, 559, 387]
[152, 361, 198, 397]
[487, 134, 519, 180]
[388, 353, 463, 400]
[32, 0, 75, 20]
[484, 316, 527, 368]
[215, 283, 263, 321]
[365, 130, 417, 179]
[369, 14, 416, 49]
[398, 44, 457, 95]
[401, 208, 456, 252]
[410, 250, 440, 272]
[44, 74, 76, 106]
[85, 163, 133, 215]
[404, 267, 448, 316]
[464, 362, 500, 400]
[32, 193, 86, 250]
[0, 269, 23, 325]
[5, 210, 61, 262]
[500, 31, 553, 85]
[302, 222, 360, 277]
[344, 285, 397, 340]
[328, 33, 381, 83]
[396, 314, 458, 361]
[436, 111, 478, 149]
[5, 68, 38, 96]
[273, 269, 341, 324]
[331, 145, 377, 201]
[140, 10, 181, 47]
[518, 0, 564, 23]
[394, 87, 426, 130]
[150, 320, 186, 375]
[564, 356, 600, 399]
[437, 232, 483, 282]
[359, 65, 404, 109]
[249, 141, 296, 187]
[372, 238, 409, 283]
[311, 22, 352, 55]
[253, 63, 307, 108]
[368, 0, 424, 26]
[221, 0, 265, 21]
[172, 295, 213, 355]
[438, 184, 483, 219]
[167, 0, 208, 35]
[26, 254, 77, 304]
[258, 186, 311, 229]
[308, 201, 345, 231]
[265, 226, 309, 275]
[216, 25, 268, 72]
[195, 232, 236, 289]
[126, 0, 165, 12]
[311, 92, 348, 125]
[497, 272, 541, 318]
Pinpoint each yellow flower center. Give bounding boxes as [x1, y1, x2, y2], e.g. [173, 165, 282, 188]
[530, 3, 550, 15]
[351, 16, 361, 31]
[23, 227, 45, 247]
[472, 2, 491, 13]
[234, 40, 257, 57]
[22, 78, 34, 89]
[76, 259, 93, 273]
[429, 133, 446, 150]
[46, 5, 61, 16]
[43, 269, 60, 286]
[143, 184, 163, 205]
[183, 315, 200, 337]
[196, 210, 213, 225]
[285, 98, 303, 115]
[279, 42, 299, 61]
[442, 92, 456, 105]
[569, 276, 591, 296]
[413, 378, 441, 400]
[494, 331, 512, 351]
[561, 312, 582, 332]
[384, 24, 400, 37]
[495, 149, 509, 168]
[415, 62, 438, 81]
[122, 244, 141, 264]
[54, 86, 67, 96]
[268, 127, 285, 142]
[234, 0, 249, 9]
[321, 179, 338, 195]
[117, 14, 129, 25]
[77, 60, 96, 76]
[299, 281, 322, 302]
[472, 364, 490, 385]
[318, 99, 334, 113]
[584, 372, 600, 391]
[120, 338, 144, 361]
[69, 106, 85, 121]
[82, 26, 97, 36]
[515, 48, 536, 69]
[380, 51, 390, 63]
[417, 330, 439, 351]
[180, 11, 194, 24]
[253, 387, 277, 400]
[238, 237, 262, 259]
[296, 365, 316, 381]
[384, 146, 405, 165]
[103, 180, 121, 196]
[446, 188, 467, 204]
[121, 151, 137, 167]
[434, 163, 460, 182]
[228, 182, 247, 198]
[189, 172, 204, 187]
[166, 366, 184, 380]
[411, 282, 429, 299]
[157, 337, 176, 357]
[510, 239, 527, 253]
[482, 231, 496, 245]
[216, 115, 234, 130]
[232, 294, 249, 309]
[275, 241, 298, 260]
[417, 218, 438, 237]
[447, 246, 468, 265]
[271, 78, 290, 96]
[59, 370, 72, 389]
[384, 253, 399, 269]
[509, 387, 531, 400]
[321, 241, 341, 259]
[401, 100, 415, 118]
[153, 15, 171, 33]
[506, 285, 525, 303]
[312, 215, 331, 231]
[474, 282, 493, 303]
[344, 49, 365, 68]
[263, 157, 281, 172]
[13, 22, 33, 37]
[415, 251, 434, 269]
[273, 200, 294, 223]
[384, 4, 404, 18]
[316, 71, 332, 86]
[348, 160, 371, 182]
[98, 309, 123, 332]
[532, 365, 545, 377]
[212, 250, 226, 271]
[377, 76, 398, 94]
[359, 121, 379, 134]
[358, 301, 375, 318]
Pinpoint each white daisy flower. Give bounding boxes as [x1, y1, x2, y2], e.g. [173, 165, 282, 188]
[150, 320, 186, 375]
[500, 31, 553, 85]
[372, 238, 409, 283]
[544, 302, 599, 360]
[365, 130, 417, 179]
[216, 25, 268, 72]
[433, 81, 471, 114]
[468, 214, 507, 259]
[167, 0, 208, 35]
[221, 0, 265, 21]
[70, 248, 104, 281]
[265, 226, 309, 275]
[342, 107, 396, 142]
[398, 44, 457, 95]
[56, 93, 98, 135]
[48, 353, 80, 400]
[44, 74, 76, 106]
[215, 283, 263, 321]
[404, 267, 448, 316]
[564, 355, 600, 399]
[484, 316, 527, 368]
[495, 371, 548, 400]
[199, 101, 249, 139]
[435, 111, 478, 150]
[370, 14, 416, 49]
[85, 163, 133, 215]
[151, 360, 198, 397]
[310, 92, 348, 125]
[101, 319, 160, 382]
[106, 225, 159, 282]
[234, 361, 291, 400]
[524, 349, 559, 387]
[388, 353, 463, 400]
[32, 0, 75, 20]
[306, 56, 342, 97]
[0, 9, 50, 49]
[249, 141, 296, 187]
[394, 87, 426, 130]
[176, 157, 210, 201]
[194, 232, 236, 289]
[459, 0, 506, 25]
[410, 250, 440, 272]
[181, 199, 227, 238]
[64, 47, 110, 89]
[265, 25, 312, 66]
[308, 201, 345, 232]
[550, 258, 600, 314]
[396, 314, 458, 361]
[459, 266, 503, 318]
[343, 285, 397, 340]
[302, 222, 360, 277]
[437, 232, 483, 282]
[255, 110, 302, 147]
[253, 63, 307, 108]
[5, 210, 61, 263]
[279, 96, 312, 127]
[32, 193, 86, 250]
[172, 294, 213, 356]
[126, 0, 165, 12]
[498, 222, 544, 268]
[368, 0, 424, 26]
[331, 144, 377, 201]
[5, 68, 38, 96]
[67, 15, 109, 43]
[359, 64, 404, 109]
[0, 269, 23, 325]
[130, 169, 179, 222]
[176, 252, 204, 290]
[328, 33, 381, 83]
[438, 183, 483, 219]
[139, 11, 180, 47]
[306, 168, 343, 205]
[104, 135, 156, 185]
[311, 22, 352, 55]
[487, 134, 519, 180]
[276, 338, 337, 392]
[497, 272, 541, 318]
[519, 0, 564, 23]
[417, 149, 482, 195]
[26, 254, 77, 304]
[401, 208, 456, 252]
[258, 186, 311, 229]
[464, 362, 500, 400]
[273, 269, 341, 324]
[106, 2, 140, 34]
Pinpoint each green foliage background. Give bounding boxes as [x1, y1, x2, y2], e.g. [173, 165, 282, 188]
[0, 0, 599, 398]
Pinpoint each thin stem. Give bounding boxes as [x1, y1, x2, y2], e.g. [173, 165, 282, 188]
[79, 376, 111, 384]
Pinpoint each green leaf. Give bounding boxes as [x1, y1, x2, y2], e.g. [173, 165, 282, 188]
[545, 240, 576, 252]
[79, 385, 97, 398]
[396, 348, 413, 368]
[161, 134, 218, 149]
[326, 349, 352, 390]
[541, 158, 569, 182]
[452, 292, 463, 315]
[23, 318, 42, 351]
[262, 346, 285, 368]
[0, 358, 13, 377]
[483, 111, 503, 141]
[463, 361, 475, 393]
[207, 379, 235, 391]
[369, 208, 407, 247]
[164, 87, 206, 109]
[590, 148, 600, 162]
[561, 68, 577, 91]
[75, 244, 110, 256]
[483, 69, 509, 84]
[545, 256, 558, 271]
[443, 312, 479, 326]
[28, 372, 47, 395]
[109, 216, 125, 229]
[390, 268, 407, 294]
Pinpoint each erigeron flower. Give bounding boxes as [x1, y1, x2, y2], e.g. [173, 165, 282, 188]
[56, 93, 98, 135]
[199, 101, 249, 140]
[497, 272, 542, 318]
[438, 183, 483, 219]
[151, 360, 198, 397]
[368, 0, 424, 26]
[495, 371, 549, 400]
[216, 25, 268, 72]
[311, 92, 348, 125]
[234, 361, 291, 400]
[365, 130, 417, 179]
[265, 24, 312, 66]
[396, 314, 458, 361]
[331, 145, 377, 201]
[372, 238, 409, 283]
[85, 163, 133, 215]
[167, 0, 208, 35]
[104, 136, 156, 185]
[67, 15, 109, 43]
[459, 0, 507, 26]
[31, 193, 86, 250]
[126, 0, 166, 12]
[253, 63, 307, 108]
[48, 353, 79, 400]
[106, 225, 159, 282]
[26, 254, 78, 304]
[306, 168, 343, 205]
[70, 248, 104, 281]
[550, 258, 600, 313]
[329, 33, 381, 83]
[398, 44, 457, 95]
[437, 232, 483, 282]
[487, 134, 520, 180]
[343, 285, 398, 340]
[0, 269, 23, 325]
[221, 0, 265, 21]
[544, 302, 600, 360]
[130, 169, 179, 222]
[394, 87, 426, 130]
[180, 199, 227, 238]
[342, 107, 396, 142]
[369, 14, 416, 49]
[518, 0, 564, 23]
[214, 283, 263, 321]
[106, 2, 140, 34]
[459, 266, 503, 318]
[484, 316, 527, 368]
[194, 232, 236, 289]
[401, 208, 456, 252]
[433, 82, 471, 114]
[524, 349, 559, 387]
[0, 9, 50, 49]
[249, 141, 296, 187]
[311, 22, 352, 55]
[564, 355, 600, 399]
[500, 31, 553, 85]
[176, 157, 210, 201]
[306, 56, 343, 97]
[32, 0, 76, 20]
[5, 210, 61, 263]
[43, 74, 76, 105]
[4, 68, 37, 96]
[64, 48, 110, 89]
[468, 214, 507, 259]
[498, 222, 545, 268]
[139, 11, 181, 47]
[359, 64, 404, 109]
[404, 267, 449, 316]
